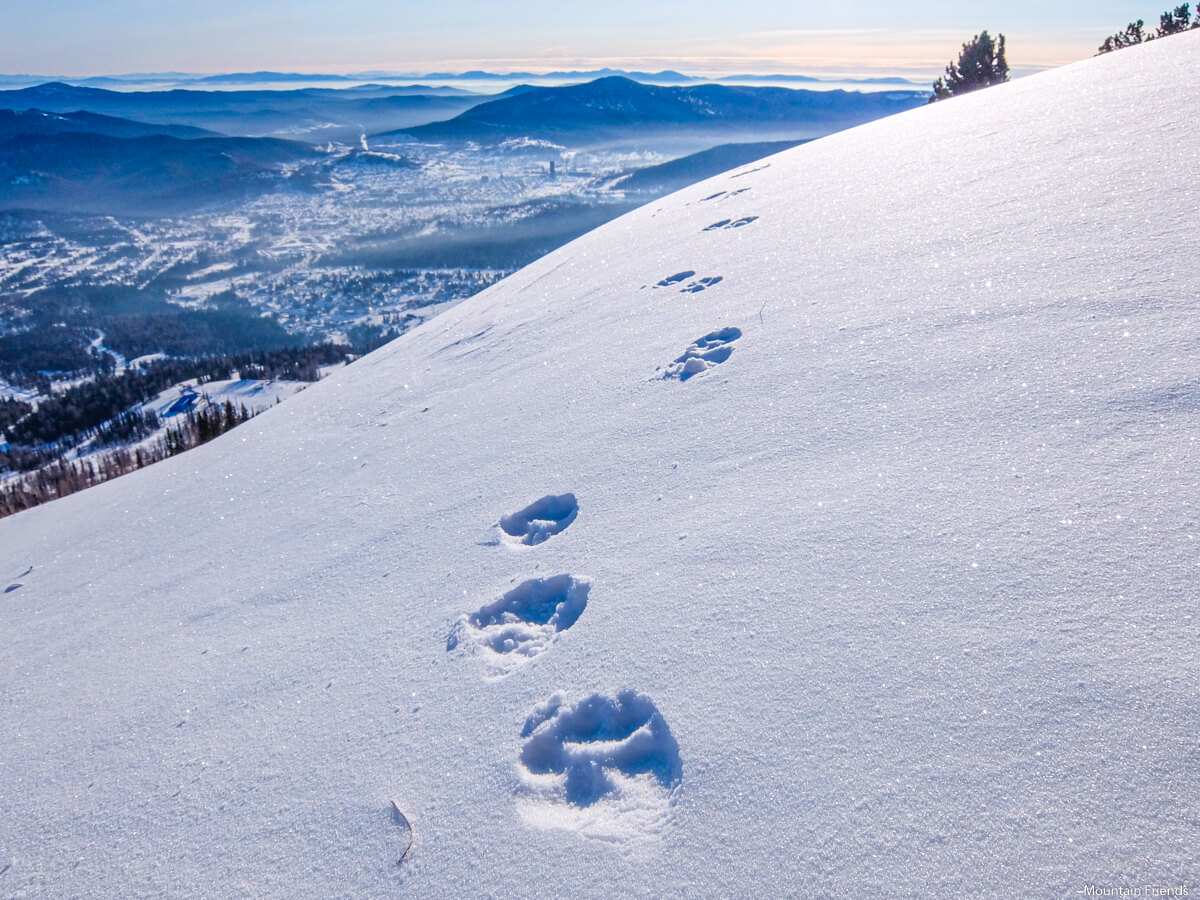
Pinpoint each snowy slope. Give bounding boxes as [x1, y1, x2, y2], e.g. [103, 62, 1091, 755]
[2, 34, 1199, 898]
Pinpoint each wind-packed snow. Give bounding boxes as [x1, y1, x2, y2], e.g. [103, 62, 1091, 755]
[2, 35, 1199, 898]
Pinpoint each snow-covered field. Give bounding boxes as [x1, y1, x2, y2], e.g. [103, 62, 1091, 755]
[0, 378, 38, 403]
[0, 376, 315, 490]
[1, 34, 1198, 898]
[138, 375, 311, 422]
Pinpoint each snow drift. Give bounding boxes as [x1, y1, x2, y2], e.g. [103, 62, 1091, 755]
[2, 33, 1199, 898]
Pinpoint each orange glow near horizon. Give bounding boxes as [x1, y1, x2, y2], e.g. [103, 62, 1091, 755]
[340, 29, 1103, 83]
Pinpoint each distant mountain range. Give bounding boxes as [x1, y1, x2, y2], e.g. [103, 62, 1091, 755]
[0, 124, 317, 215]
[0, 82, 484, 142]
[417, 67, 922, 86]
[0, 75, 928, 214]
[415, 68, 715, 84]
[0, 68, 926, 90]
[0, 108, 219, 141]
[387, 76, 927, 150]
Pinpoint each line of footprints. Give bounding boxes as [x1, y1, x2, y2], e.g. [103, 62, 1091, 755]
[439, 184, 762, 832]
[446, 493, 683, 825]
[646, 190, 756, 379]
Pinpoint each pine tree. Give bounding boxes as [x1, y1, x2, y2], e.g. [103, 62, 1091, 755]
[1157, 3, 1191, 34]
[1098, 6, 1197, 54]
[1099, 18, 1148, 52]
[931, 32, 1010, 102]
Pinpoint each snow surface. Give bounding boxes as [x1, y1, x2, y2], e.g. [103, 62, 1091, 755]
[2, 35, 1199, 898]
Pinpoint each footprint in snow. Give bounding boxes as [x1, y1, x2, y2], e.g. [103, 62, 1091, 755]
[498, 493, 578, 546]
[447, 574, 590, 676]
[680, 276, 723, 293]
[659, 327, 742, 381]
[652, 272, 722, 293]
[516, 691, 682, 836]
[703, 216, 758, 232]
[698, 187, 751, 203]
[653, 271, 695, 289]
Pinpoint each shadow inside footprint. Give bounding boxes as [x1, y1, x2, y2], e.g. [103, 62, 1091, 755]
[661, 327, 742, 381]
[654, 271, 695, 288]
[519, 691, 682, 807]
[703, 217, 757, 232]
[447, 574, 590, 664]
[498, 493, 578, 546]
[681, 276, 722, 293]
[472, 574, 588, 637]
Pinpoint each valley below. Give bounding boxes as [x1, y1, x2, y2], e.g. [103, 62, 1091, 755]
[0, 73, 924, 514]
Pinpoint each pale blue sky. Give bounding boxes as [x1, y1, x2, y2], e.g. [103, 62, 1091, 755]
[1, 1, 1152, 78]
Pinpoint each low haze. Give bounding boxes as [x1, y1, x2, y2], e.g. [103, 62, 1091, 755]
[4, 1, 1146, 79]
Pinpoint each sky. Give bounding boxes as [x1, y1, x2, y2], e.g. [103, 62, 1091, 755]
[1, 1, 1154, 80]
